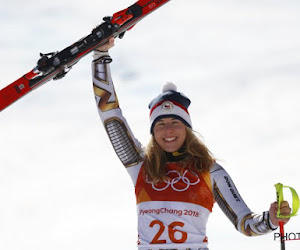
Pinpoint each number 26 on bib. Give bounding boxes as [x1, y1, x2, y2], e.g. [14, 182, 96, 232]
[150, 220, 187, 244]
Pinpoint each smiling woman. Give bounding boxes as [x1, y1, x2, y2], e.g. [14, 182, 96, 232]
[91, 38, 292, 250]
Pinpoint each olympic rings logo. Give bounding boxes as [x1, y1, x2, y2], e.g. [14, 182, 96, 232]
[147, 170, 200, 192]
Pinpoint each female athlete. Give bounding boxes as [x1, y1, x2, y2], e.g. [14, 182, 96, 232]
[91, 38, 291, 250]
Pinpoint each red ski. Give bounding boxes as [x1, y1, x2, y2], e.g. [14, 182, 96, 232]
[0, 0, 171, 112]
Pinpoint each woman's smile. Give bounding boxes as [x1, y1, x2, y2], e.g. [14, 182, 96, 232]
[164, 137, 176, 142]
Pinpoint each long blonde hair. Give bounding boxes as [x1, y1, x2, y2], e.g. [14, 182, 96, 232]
[144, 127, 214, 183]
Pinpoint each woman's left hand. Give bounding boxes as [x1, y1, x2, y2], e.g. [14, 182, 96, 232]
[269, 200, 291, 226]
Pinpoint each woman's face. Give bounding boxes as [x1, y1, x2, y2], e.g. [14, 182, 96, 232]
[153, 117, 187, 153]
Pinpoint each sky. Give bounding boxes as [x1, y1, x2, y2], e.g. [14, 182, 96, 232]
[0, 0, 300, 249]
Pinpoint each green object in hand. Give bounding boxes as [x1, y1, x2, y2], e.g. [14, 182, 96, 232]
[275, 183, 299, 218]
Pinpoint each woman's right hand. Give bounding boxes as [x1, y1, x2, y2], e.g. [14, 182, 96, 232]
[95, 37, 115, 52]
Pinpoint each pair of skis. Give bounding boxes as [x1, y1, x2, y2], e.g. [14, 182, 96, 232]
[0, 0, 171, 112]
